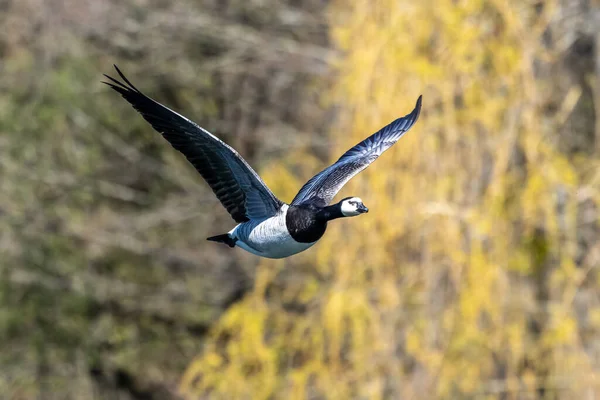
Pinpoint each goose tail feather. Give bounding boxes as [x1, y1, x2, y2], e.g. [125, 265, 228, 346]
[207, 234, 237, 248]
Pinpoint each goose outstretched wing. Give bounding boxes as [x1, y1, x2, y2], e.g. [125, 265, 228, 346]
[103, 65, 283, 223]
[291, 96, 422, 207]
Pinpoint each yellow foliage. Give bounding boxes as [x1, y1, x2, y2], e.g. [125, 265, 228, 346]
[180, 0, 600, 398]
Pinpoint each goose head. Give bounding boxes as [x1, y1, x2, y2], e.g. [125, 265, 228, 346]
[315, 196, 369, 221]
[340, 197, 369, 217]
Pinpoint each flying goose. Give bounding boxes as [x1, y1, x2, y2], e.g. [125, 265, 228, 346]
[103, 66, 422, 259]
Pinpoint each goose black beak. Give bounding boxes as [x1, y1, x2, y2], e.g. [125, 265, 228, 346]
[358, 204, 369, 214]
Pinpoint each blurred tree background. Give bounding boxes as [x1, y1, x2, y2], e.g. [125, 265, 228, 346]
[1, 0, 599, 399]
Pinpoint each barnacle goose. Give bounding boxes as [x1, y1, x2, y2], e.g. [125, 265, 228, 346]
[104, 65, 421, 259]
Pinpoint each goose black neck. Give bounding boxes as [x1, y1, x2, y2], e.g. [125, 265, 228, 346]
[316, 204, 344, 221]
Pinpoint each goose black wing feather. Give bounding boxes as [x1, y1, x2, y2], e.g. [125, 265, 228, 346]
[103, 65, 283, 223]
[291, 96, 422, 206]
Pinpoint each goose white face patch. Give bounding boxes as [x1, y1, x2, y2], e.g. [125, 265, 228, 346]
[341, 197, 366, 217]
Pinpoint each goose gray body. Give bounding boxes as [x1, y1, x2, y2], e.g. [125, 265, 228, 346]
[104, 66, 422, 259]
[229, 205, 319, 259]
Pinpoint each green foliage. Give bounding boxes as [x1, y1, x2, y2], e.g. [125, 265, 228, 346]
[1, 1, 330, 397]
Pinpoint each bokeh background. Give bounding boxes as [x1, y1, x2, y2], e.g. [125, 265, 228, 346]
[2, 0, 600, 398]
